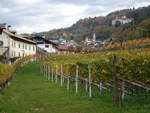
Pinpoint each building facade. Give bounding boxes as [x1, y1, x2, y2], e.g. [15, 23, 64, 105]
[112, 16, 133, 26]
[32, 36, 59, 53]
[0, 25, 36, 63]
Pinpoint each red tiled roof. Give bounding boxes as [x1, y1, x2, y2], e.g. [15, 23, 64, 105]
[56, 45, 69, 51]
[0, 24, 6, 29]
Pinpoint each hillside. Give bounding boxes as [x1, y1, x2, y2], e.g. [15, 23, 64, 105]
[37, 5, 150, 42]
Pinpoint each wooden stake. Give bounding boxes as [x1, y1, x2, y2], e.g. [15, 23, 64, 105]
[113, 55, 121, 107]
[61, 64, 63, 87]
[75, 65, 79, 94]
[99, 82, 102, 96]
[85, 78, 88, 92]
[48, 65, 50, 80]
[51, 66, 54, 82]
[121, 81, 125, 102]
[88, 65, 92, 98]
[44, 64, 46, 77]
[46, 65, 48, 79]
[55, 65, 58, 83]
[67, 77, 70, 90]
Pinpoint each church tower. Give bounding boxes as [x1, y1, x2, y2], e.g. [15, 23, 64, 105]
[93, 33, 96, 42]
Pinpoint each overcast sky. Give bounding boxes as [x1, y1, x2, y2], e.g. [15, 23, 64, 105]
[0, 0, 150, 33]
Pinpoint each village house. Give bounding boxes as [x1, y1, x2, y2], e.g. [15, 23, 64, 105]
[84, 33, 103, 47]
[0, 24, 36, 63]
[30, 36, 59, 54]
[56, 45, 71, 54]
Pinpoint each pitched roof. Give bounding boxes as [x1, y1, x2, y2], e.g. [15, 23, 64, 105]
[31, 36, 57, 45]
[56, 45, 70, 51]
[3, 29, 36, 44]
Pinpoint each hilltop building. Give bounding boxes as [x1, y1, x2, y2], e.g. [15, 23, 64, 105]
[112, 16, 133, 26]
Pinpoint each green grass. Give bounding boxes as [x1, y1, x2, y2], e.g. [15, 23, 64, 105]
[0, 62, 150, 113]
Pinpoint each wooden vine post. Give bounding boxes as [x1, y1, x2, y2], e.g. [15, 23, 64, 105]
[47, 64, 49, 80]
[60, 64, 63, 87]
[99, 82, 102, 96]
[40, 64, 42, 73]
[113, 55, 121, 107]
[67, 76, 70, 90]
[43, 64, 45, 76]
[85, 78, 88, 92]
[47, 65, 49, 80]
[55, 65, 58, 83]
[41, 64, 43, 74]
[42, 64, 44, 75]
[42, 64, 44, 74]
[48, 64, 50, 80]
[51, 65, 54, 82]
[46, 64, 48, 79]
[44, 64, 46, 77]
[121, 81, 125, 103]
[75, 65, 79, 94]
[88, 65, 92, 98]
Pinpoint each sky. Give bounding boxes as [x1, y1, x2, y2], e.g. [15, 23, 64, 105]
[0, 0, 150, 33]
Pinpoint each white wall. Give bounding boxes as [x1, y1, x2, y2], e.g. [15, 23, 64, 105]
[0, 31, 36, 58]
[9, 39, 36, 58]
[37, 44, 58, 53]
[0, 32, 10, 47]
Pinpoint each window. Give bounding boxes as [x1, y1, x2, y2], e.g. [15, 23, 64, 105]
[0, 41, 3, 46]
[18, 52, 20, 57]
[11, 41, 13, 47]
[33, 46, 35, 51]
[45, 45, 49, 48]
[12, 51, 13, 57]
[14, 42, 16, 47]
[29, 45, 31, 50]
[23, 53, 25, 57]
[25, 44, 27, 50]
[14, 51, 15, 57]
[18, 43, 20, 48]
[23, 43, 24, 49]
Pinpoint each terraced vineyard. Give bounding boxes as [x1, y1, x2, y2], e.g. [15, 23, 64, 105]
[41, 48, 150, 107]
[0, 48, 150, 113]
[43, 48, 150, 85]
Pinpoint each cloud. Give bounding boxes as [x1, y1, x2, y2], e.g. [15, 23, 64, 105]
[0, 0, 150, 33]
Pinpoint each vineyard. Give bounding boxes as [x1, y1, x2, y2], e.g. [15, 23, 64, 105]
[103, 38, 150, 50]
[0, 48, 150, 112]
[0, 55, 38, 91]
[41, 48, 150, 106]
[0, 48, 150, 109]
[43, 48, 150, 85]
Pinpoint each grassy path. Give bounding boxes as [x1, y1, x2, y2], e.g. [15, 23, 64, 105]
[0, 62, 149, 113]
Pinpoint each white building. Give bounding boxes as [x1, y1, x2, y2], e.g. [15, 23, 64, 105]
[0, 24, 36, 63]
[32, 36, 59, 53]
[112, 16, 133, 26]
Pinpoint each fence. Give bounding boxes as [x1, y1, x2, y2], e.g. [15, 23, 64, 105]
[40, 62, 150, 106]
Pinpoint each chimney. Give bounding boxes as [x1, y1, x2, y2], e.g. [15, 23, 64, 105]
[7, 25, 11, 30]
[0, 23, 6, 34]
